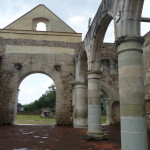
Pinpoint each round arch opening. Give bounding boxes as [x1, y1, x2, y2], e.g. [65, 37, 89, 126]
[103, 20, 115, 43]
[36, 22, 47, 31]
[16, 73, 56, 125]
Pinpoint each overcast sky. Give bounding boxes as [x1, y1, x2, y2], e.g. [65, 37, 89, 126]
[0, 0, 149, 105]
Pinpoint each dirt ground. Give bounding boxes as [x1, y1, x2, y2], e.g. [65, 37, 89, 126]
[0, 125, 149, 150]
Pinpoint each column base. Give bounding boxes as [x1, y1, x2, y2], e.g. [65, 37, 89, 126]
[84, 132, 108, 141]
[73, 118, 87, 128]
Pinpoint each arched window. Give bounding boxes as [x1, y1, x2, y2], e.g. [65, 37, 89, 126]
[32, 17, 49, 31]
[36, 22, 46, 31]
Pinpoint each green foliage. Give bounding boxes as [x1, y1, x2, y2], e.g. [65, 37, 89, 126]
[88, 18, 92, 29]
[24, 84, 56, 112]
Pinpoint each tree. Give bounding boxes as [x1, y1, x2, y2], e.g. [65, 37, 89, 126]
[24, 84, 56, 112]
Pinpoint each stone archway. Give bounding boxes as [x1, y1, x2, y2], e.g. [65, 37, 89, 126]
[75, 0, 148, 149]
[8, 65, 66, 125]
[0, 48, 76, 126]
[100, 84, 119, 125]
[14, 72, 56, 124]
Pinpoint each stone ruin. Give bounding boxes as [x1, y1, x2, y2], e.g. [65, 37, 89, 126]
[0, 1, 150, 150]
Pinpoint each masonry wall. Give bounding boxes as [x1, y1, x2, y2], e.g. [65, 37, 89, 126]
[74, 42, 119, 126]
[0, 30, 81, 125]
[95, 43, 119, 124]
[143, 32, 150, 129]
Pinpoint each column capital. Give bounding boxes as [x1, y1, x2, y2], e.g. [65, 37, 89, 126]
[87, 71, 101, 79]
[115, 36, 144, 55]
[115, 36, 144, 46]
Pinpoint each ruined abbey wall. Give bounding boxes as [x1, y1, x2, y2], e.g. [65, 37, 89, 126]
[0, 3, 150, 132]
[97, 43, 119, 124]
[1, 29, 150, 127]
[0, 29, 81, 125]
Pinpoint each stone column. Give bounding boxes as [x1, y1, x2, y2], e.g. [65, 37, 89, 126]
[74, 82, 87, 128]
[117, 36, 148, 150]
[106, 100, 114, 125]
[9, 88, 20, 124]
[87, 72, 104, 140]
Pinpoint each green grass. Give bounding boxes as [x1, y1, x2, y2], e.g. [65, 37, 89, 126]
[15, 114, 106, 125]
[15, 114, 56, 125]
[101, 116, 106, 124]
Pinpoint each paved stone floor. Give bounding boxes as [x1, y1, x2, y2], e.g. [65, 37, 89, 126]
[0, 125, 149, 150]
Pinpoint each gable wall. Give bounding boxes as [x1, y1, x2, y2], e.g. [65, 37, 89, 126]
[5, 5, 75, 33]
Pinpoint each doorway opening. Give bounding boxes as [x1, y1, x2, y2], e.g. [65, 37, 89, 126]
[100, 91, 107, 124]
[16, 73, 56, 125]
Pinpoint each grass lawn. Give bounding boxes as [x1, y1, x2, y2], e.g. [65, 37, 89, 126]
[15, 114, 106, 125]
[101, 116, 106, 124]
[15, 114, 56, 125]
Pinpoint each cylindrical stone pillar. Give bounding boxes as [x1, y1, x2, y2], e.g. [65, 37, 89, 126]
[74, 82, 87, 128]
[106, 100, 114, 125]
[117, 36, 148, 150]
[9, 88, 20, 124]
[87, 72, 104, 139]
